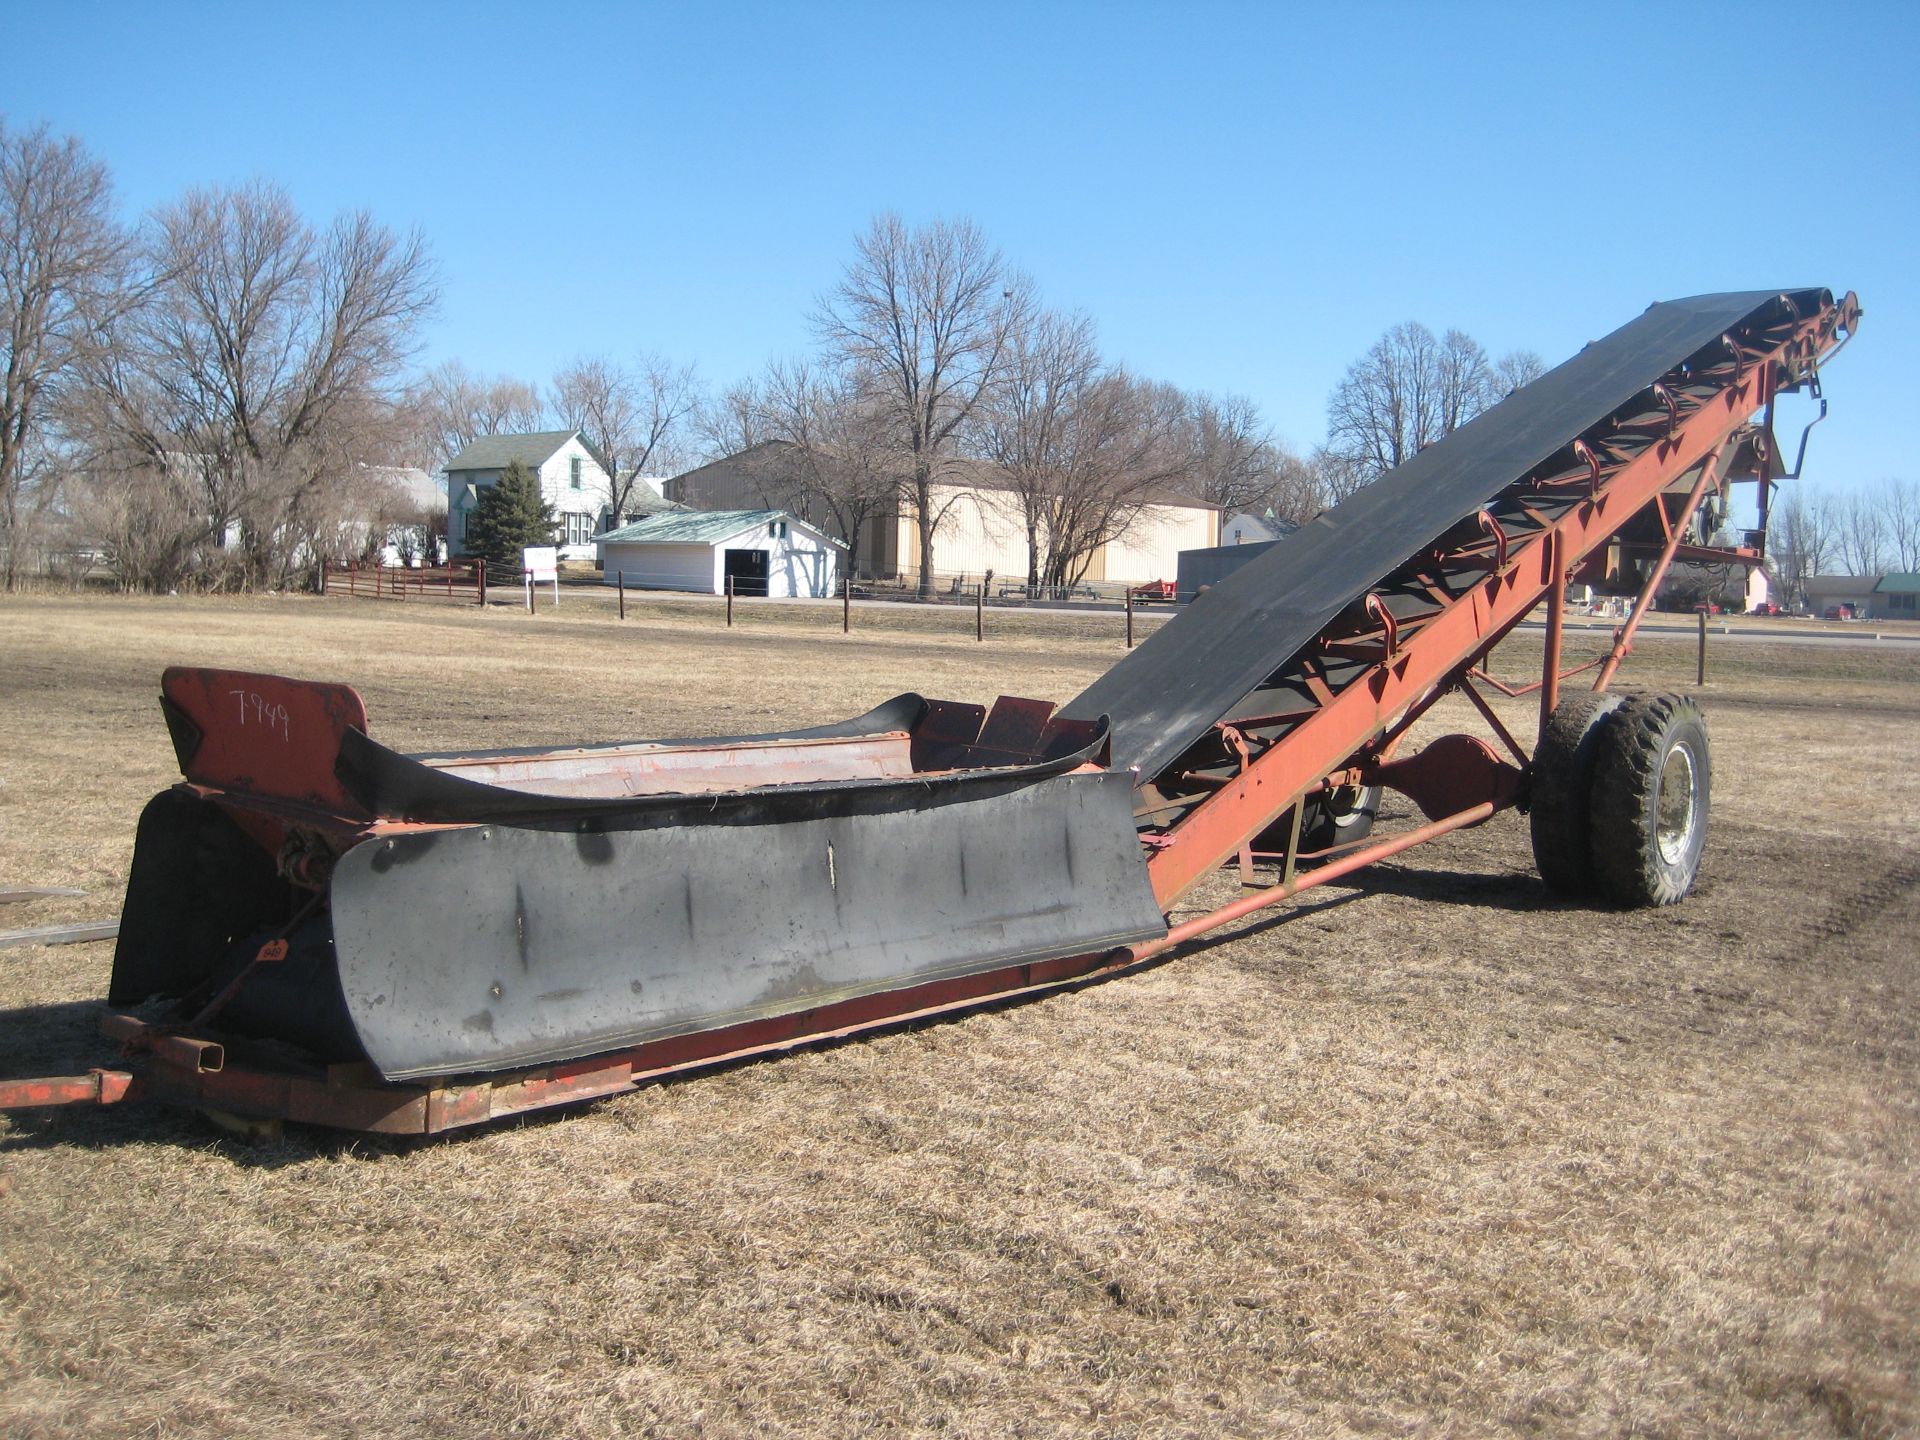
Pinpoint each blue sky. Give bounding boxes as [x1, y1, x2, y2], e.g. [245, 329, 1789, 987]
[5, 2, 1914, 491]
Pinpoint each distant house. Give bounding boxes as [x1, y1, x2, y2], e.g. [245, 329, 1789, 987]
[445, 430, 611, 561]
[1658, 557, 1775, 613]
[1802, 572, 1920, 620]
[596, 509, 843, 598]
[1221, 511, 1295, 546]
[361, 465, 444, 565]
[666, 441, 1218, 587]
[1872, 573, 1920, 618]
[1802, 574, 1884, 619]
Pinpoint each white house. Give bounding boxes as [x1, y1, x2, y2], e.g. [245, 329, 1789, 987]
[446, 430, 610, 561]
[597, 509, 843, 598]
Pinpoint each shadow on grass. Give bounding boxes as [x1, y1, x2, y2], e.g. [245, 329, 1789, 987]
[0, 866, 1582, 1162]
[1339, 861, 1565, 912]
[2, 912, 1312, 1163]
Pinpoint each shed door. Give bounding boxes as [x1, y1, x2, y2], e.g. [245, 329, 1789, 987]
[723, 548, 769, 597]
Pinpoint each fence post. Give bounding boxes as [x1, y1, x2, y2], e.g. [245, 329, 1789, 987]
[1696, 609, 1708, 685]
[618, 570, 626, 620]
[526, 568, 535, 614]
[477, 558, 487, 607]
[842, 573, 851, 633]
[348, 564, 357, 598]
[976, 581, 984, 642]
[319, 558, 328, 596]
[1125, 587, 1134, 649]
[727, 574, 735, 627]
[446, 563, 453, 600]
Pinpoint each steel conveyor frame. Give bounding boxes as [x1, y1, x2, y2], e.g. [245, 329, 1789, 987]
[1118, 288, 1858, 949]
[0, 288, 1862, 1136]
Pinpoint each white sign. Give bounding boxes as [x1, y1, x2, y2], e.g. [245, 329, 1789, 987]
[522, 545, 559, 611]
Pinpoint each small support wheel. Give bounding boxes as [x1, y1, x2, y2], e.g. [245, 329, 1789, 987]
[1256, 782, 1382, 857]
[1588, 693, 1711, 907]
[1304, 781, 1382, 852]
[1529, 691, 1626, 897]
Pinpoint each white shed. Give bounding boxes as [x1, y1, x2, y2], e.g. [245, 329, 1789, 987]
[596, 509, 843, 598]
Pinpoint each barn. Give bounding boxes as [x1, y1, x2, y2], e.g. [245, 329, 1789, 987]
[595, 509, 843, 598]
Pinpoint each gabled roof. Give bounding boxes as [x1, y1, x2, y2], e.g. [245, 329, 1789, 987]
[446, 430, 590, 473]
[360, 464, 443, 512]
[617, 488, 687, 520]
[597, 508, 846, 548]
[667, 442, 1219, 512]
[1873, 573, 1920, 594]
[1224, 511, 1293, 542]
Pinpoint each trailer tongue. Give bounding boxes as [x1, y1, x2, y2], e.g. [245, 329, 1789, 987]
[0, 288, 1860, 1135]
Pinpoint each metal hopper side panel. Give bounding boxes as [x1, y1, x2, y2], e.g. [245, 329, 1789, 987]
[329, 769, 1164, 1082]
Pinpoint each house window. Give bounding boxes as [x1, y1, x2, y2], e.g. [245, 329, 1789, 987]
[570, 457, 582, 490]
[1892, 593, 1916, 613]
[770, 519, 788, 539]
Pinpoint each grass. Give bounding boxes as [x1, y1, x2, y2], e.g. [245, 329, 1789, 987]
[0, 591, 1916, 1438]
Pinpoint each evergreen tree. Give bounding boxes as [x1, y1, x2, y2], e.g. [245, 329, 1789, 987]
[463, 459, 557, 578]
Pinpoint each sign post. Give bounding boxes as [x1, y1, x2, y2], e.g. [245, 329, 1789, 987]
[523, 546, 559, 613]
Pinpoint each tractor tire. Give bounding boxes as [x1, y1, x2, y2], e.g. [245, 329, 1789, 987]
[1588, 693, 1711, 907]
[1529, 690, 1627, 897]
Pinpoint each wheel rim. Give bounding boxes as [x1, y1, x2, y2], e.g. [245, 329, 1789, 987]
[1654, 741, 1699, 866]
[1327, 783, 1378, 830]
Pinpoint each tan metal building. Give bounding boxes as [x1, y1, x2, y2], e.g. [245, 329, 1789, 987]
[666, 442, 1218, 587]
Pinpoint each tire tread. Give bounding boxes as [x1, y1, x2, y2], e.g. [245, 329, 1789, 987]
[1529, 691, 1626, 896]
[1589, 693, 1710, 907]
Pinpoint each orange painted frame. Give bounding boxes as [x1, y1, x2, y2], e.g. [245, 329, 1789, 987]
[1144, 296, 1856, 910]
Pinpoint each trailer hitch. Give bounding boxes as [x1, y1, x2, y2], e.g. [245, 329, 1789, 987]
[0, 1069, 135, 1112]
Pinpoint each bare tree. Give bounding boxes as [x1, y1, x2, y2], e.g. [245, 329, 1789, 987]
[1878, 477, 1920, 573]
[1769, 485, 1835, 608]
[693, 376, 772, 460]
[1158, 388, 1323, 525]
[552, 352, 696, 526]
[1494, 348, 1548, 397]
[815, 213, 1030, 598]
[1325, 321, 1509, 488]
[0, 121, 130, 589]
[974, 309, 1103, 585]
[73, 182, 436, 589]
[1434, 328, 1494, 434]
[1177, 391, 1270, 514]
[756, 357, 899, 567]
[406, 359, 544, 471]
[1310, 445, 1371, 506]
[969, 312, 1190, 587]
[1030, 370, 1187, 587]
[1835, 488, 1888, 577]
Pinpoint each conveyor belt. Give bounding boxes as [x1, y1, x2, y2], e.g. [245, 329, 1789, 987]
[1063, 289, 1828, 780]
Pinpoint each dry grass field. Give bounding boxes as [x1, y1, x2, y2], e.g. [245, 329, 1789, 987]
[1, 591, 1916, 1439]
